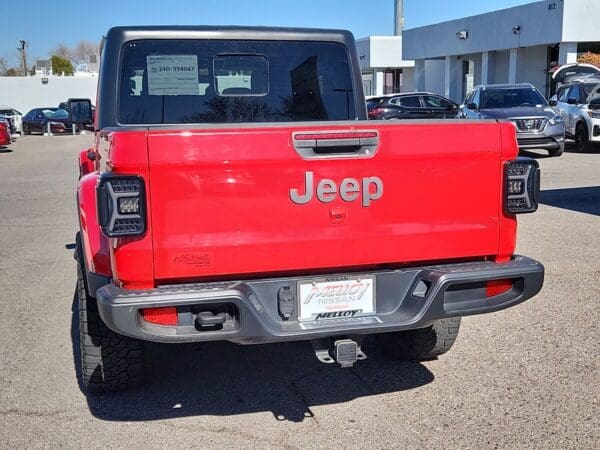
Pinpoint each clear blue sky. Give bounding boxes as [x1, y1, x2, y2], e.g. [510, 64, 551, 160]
[2, 0, 533, 65]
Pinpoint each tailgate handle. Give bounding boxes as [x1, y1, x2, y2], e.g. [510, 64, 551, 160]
[293, 131, 379, 158]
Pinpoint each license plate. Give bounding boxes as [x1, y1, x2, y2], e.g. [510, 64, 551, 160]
[297, 276, 375, 322]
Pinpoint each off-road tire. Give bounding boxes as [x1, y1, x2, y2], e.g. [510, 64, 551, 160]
[22, 124, 30, 135]
[76, 242, 144, 392]
[575, 122, 592, 152]
[378, 317, 461, 360]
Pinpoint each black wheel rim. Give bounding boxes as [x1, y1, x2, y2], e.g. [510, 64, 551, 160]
[576, 127, 586, 149]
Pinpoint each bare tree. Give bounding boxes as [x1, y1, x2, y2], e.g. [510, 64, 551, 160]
[72, 40, 99, 62]
[0, 57, 9, 75]
[0, 53, 30, 76]
[51, 43, 72, 60]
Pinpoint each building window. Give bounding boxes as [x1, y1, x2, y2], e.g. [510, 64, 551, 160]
[362, 72, 374, 96]
[384, 69, 404, 94]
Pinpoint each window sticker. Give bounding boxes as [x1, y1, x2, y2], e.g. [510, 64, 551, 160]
[147, 55, 199, 95]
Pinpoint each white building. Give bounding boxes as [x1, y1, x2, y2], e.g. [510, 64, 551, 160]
[357, 0, 414, 96]
[34, 59, 53, 77]
[402, 0, 600, 102]
[357, 35, 414, 96]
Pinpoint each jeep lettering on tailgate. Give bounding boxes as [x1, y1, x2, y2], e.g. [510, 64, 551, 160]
[290, 171, 383, 206]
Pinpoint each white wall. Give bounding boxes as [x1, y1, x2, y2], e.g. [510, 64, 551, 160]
[494, 51, 510, 84]
[403, 0, 564, 60]
[459, 54, 482, 98]
[516, 45, 548, 94]
[361, 71, 374, 96]
[416, 46, 549, 100]
[0, 76, 98, 114]
[474, 47, 548, 93]
[562, 0, 600, 42]
[401, 67, 414, 92]
[404, 0, 600, 103]
[357, 36, 413, 72]
[424, 60, 445, 95]
[356, 38, 371, 71]
[369, 36, 408, 68]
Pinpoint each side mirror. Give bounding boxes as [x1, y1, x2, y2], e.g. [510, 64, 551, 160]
[567, 98, 578, 105]
[549, 99, 558, 106]
[67, 98, 93, 125]
[466, 103, 478, 110]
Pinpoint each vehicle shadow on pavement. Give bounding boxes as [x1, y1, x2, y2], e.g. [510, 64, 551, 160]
[521, 141, 600, 158]
[70, 290, 434, 423]
[564, 142, 600, 154]
[0, 147, 13, 153]
[539, 186, 600, 217]
[520, 149, 552, 159]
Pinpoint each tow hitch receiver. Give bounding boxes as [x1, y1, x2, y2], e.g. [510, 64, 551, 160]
[311, 337, 367, 368]
[196, 311, 227, 328]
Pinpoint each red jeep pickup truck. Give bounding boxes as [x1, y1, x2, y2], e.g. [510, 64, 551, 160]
[74, 26, 544, 392]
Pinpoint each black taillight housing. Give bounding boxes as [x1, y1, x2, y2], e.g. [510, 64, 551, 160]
[97, 174, 146, 237]
[504, 158, 540, 214]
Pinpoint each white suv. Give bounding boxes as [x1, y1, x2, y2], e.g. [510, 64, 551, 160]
[551, 77, 600, 152]
[0, 106, 23, 135]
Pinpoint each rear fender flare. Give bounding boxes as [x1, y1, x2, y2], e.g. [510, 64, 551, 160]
[77, 172, 111, 277]
[78, 148, 96, 178]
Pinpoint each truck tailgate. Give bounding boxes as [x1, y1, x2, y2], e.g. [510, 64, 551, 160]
[147, 121, 507, 280]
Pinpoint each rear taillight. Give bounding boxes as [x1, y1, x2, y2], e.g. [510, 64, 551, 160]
[97, 174, 146, 237]
[504, 158, 540, 214]
[369, 107, 384, 116]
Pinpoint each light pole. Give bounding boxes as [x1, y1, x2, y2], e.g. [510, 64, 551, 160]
[394, 0, 404, 36]
[18, 40, 29, 76]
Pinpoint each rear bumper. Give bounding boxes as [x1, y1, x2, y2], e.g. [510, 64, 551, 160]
[517, 134, 564, 151]
[96, 255, 544, 344]
[50, 124, 73, 133]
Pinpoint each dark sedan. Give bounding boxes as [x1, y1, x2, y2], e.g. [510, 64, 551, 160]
[22, 108, 73, 135]
[367, 92, 459, 120]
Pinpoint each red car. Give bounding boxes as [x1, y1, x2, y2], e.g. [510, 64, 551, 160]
[0, 120, 10, 146]
[74, 26, 544, 392]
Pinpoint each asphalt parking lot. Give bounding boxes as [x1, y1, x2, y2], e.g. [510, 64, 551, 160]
[0, 135, 598, 449]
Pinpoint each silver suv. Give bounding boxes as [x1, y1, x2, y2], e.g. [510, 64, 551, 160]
[459, 83, 565, 157]
[550, 77, 600, 152]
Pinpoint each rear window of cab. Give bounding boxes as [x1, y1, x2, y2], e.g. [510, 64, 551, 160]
[118, 40, 356, 124]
